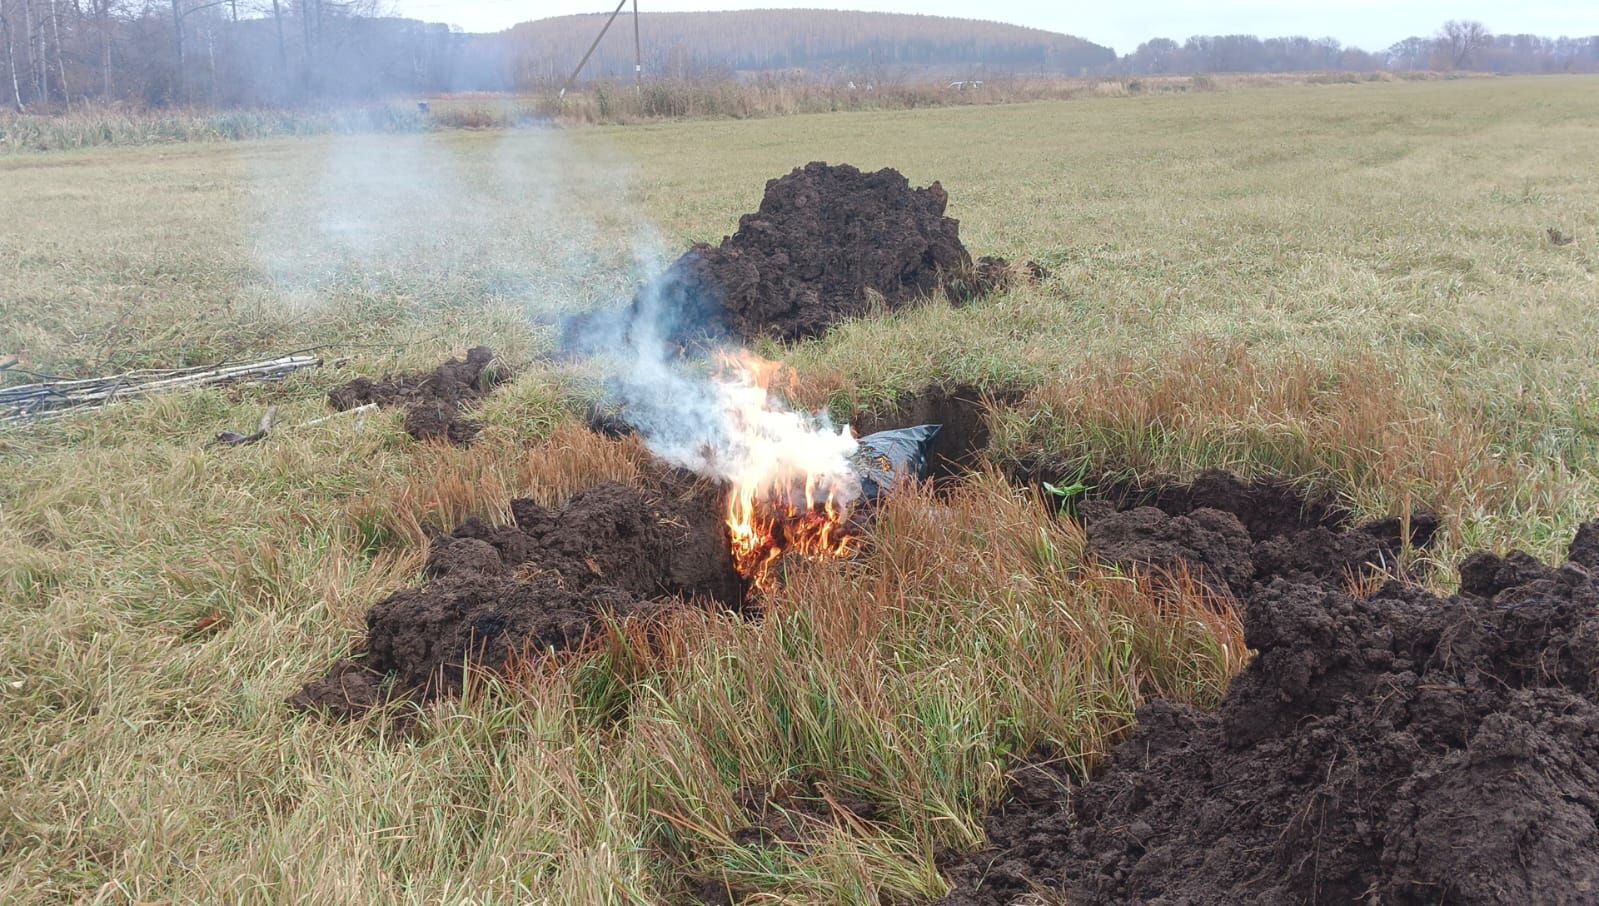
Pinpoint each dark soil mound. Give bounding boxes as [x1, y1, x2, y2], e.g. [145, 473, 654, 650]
[566, 162, 973, 350]
[326, 346, 501, 445]
[290, 472, 743, 718]
[1076, 469, 1435, 594]
[1569, 520, 1599, 570]
[1087, 506, 1256, 595]
[1084, 468, 1348, 541]
[940, 507, 1599, 904]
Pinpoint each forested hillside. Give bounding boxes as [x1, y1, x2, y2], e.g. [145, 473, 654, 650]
[1, 1, 1593, 112]
[500, 10, 1115, 84]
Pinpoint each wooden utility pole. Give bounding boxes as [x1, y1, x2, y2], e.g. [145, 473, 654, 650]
[557, 0, 627, 98]
[632, 0, 641, 90]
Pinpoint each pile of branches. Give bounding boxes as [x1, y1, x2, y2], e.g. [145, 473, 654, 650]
[0, 355, 320, 427]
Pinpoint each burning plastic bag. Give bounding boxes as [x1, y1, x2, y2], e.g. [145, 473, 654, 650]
[851, 425, 941, 502]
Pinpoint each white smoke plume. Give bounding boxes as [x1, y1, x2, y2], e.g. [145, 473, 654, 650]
[244, 127, 858, 501]
[569, 261, 862, 507]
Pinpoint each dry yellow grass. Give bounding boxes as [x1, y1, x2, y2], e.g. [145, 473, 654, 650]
[2, 75, 1598, 902]
[985, 341, 1546, 571]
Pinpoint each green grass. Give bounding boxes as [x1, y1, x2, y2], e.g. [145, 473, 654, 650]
[3, 76, 1599, 903]
[0, 73, 1328, 154]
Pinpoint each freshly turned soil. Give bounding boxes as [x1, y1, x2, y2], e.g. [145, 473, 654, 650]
[563, 162, 973, 351]
[326, 346, 502, 445]
[290, 470, 743, 718]
[939, 470, 1598, 906]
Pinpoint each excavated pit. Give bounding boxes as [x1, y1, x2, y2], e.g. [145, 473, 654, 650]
[326, 346, 504, 445]
[293, 390, 998, 720]
[850, 385, 1016, 481]
[295, 159, 1597, 899]
[300, 368, 1599, 904]
[938, 470, 1599, 906]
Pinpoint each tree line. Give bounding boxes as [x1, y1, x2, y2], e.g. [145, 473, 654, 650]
[2, 6, 1595, 113]
[0, 0, 471, 109]
[1119, 22, 1598, 75]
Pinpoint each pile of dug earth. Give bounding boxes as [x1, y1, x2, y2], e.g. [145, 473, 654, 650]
[940, 471, 1599, 905]
[296, 161, 1011, 717]
[292, 467, 743, 718]
[565, 161, 1039, 351]
[325, 345, 502, 446]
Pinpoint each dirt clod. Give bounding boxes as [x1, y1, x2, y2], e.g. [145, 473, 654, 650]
[566, 163, 973, 350]
[290, 471, 744, 717]
[326, 346, 500, 445]
[940, 494, 1599, 905]
[1570, 519, 1599, 570]
[1087, 506, 1255, 594]
[1099, 468, 1346, 542]
[1073, 469, 1425, 594]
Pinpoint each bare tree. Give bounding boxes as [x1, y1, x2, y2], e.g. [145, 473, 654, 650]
[169, 0, 184, 98]
[169, 0, 230, 102]
[48, 0, 67, 108]
[299, 0, 313, 90]
[92, 0, 112, 96]
[2, 6, 25, 111]
[1438, 19, 1491, 70]
[269, 0, 287, 85]
[20, 0, 41, 104]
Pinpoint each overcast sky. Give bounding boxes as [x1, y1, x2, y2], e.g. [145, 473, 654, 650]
[388, 1, 1599, 52]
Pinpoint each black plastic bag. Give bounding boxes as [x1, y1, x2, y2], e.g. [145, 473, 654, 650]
[851, 425, 941, 502]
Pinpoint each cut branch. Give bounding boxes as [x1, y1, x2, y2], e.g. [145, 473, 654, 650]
[1, 354, 322, 426]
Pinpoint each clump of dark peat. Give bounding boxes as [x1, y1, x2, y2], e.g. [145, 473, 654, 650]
[642, 162, 970, 344]
[326, 346, 504, 445]
[290, 468, 742, 718]
[939, 470, 1599, 906]
[566, 163, 1048, 353]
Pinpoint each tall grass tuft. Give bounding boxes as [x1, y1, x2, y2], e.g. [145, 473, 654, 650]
[487, 470, 1244, 901]
[0, 104, 432, 153]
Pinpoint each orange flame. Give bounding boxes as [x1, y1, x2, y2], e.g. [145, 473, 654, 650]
[727, 475, 860, 592]
[711, 352, 861, 592]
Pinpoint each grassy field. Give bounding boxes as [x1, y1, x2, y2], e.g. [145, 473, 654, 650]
[0, 72, 1398, 154]
[2, 76, 1597, 902]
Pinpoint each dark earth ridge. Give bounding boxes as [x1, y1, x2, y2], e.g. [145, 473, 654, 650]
[562, 162, 1045, 356]
[290, 469, 743, 718]
[938, 471, 1599, 906]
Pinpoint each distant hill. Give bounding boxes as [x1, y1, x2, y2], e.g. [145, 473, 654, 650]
[496, 9, 1115, 84]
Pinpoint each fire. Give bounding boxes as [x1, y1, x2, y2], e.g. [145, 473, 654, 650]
[726, 469, 860, 592]
[709, 352, 862, 591]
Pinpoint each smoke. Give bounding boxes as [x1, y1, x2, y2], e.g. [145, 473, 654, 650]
[243, 125, 857, 500]
[566, 254, 862, 506]
[246, 126, 648, 315]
